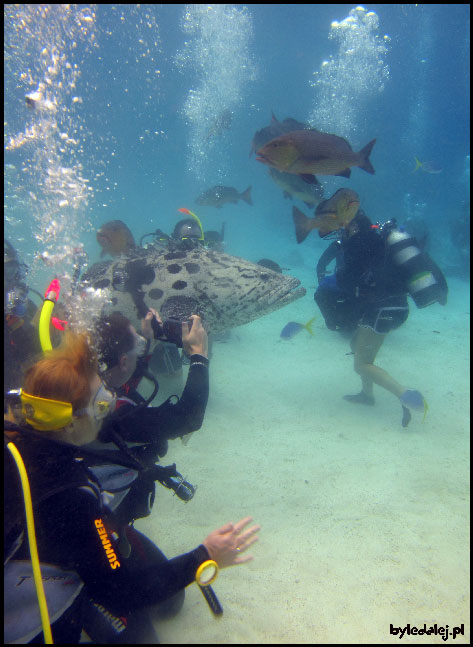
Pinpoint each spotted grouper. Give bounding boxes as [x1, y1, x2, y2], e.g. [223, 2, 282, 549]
[81, 244, 306, 333]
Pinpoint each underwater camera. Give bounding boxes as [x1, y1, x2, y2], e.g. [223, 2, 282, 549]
[151, 317, 193, 348]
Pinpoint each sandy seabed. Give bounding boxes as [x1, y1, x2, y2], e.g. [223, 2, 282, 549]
[136, 275, 470, 644]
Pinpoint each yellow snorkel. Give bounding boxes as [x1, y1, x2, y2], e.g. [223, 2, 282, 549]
[39, 279, 61, 352]
[6, 442, 54, 643]
[6, 284, 71, 643]
[178, 207, 205, 242]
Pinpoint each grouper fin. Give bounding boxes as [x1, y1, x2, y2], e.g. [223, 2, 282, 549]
[292, 206, 311, 244]
[336, 168, 351, 178]
[240, 185, 253, 206]
[300, 174, 318, 184]
[358, 138, 376, 174]
[304, 316, 317, 336]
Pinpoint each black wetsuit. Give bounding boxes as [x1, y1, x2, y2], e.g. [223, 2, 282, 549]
[336, 228, 406, 303]
[5, 355, 210, 643]
[315, 228, 409, 333]
[316, 240, 342, 284]
[100, 353, 209, 461]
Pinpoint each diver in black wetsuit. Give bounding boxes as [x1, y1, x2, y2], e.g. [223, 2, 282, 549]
[4, 240, 88, 393]
[4, 240, 42, 392]
[314, 211, 448, 426]
[4, 330, 260, 644]
[93, 308, 209, 459]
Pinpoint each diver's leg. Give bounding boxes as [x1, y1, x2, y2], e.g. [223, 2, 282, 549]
[82, 599, 159, 644]
[343, 327, 377, 403]
[352, 327, 406, 398]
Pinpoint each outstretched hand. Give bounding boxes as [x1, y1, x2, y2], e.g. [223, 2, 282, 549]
[203, 516, 260, 568]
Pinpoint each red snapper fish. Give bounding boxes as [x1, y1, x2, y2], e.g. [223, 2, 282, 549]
[97, 220, 136, 257]
[256, 129, 376, 180]
[292, 188, 360, 242]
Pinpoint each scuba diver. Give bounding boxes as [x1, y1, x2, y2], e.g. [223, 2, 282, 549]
[314, 210, 448, 427]
[139, 210, 225, 253]
[93, 308, 208, 462]
[172, 217, 203, 244]
[4, 320, 260, 643]
[171, 216, 225, 253]
[136, 212, 205, 254]
[4, 241, 89, 393]
[4, 240, 42, 392]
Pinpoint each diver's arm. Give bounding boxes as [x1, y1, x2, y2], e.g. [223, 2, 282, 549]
[111, 354, 209, 444]
[316, 241, 340, 283]
[49, 488, 210, 615]
[169, 353, 209, 432]
[146, 352, 209, 438]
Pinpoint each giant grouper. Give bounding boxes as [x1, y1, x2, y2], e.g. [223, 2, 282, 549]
[81, 244, 306, 333]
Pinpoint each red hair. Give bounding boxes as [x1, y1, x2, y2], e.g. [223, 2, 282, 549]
[23, 332, 98, 413]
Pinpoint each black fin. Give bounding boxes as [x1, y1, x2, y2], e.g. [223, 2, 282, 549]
[240, 186, 252, 206]
[292, 206, 311, 244]
[358, 139, 376, 174]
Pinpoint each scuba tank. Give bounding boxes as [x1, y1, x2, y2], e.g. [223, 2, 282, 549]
[381, 221, 447, 308]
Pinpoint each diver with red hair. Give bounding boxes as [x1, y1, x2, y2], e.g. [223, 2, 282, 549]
[5, 329, 260, 643]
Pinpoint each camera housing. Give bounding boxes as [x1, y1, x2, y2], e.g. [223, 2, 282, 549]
[151, 317, 193, 348]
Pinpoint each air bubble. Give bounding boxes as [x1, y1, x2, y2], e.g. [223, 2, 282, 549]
[175, 5, 257, 180]
[309, 6, 389, 138]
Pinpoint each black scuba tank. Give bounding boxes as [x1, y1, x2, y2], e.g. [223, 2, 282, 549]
[385, 229, 445, 308]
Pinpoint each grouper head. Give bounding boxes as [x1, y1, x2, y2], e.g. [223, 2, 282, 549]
[81, 245, 306, 333]
[256, 135, 299, 171]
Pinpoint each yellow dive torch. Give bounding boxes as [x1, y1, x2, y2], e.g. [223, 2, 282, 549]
[195, 560, 223, 616]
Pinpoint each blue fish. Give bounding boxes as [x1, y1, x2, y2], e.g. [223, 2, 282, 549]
[280, 316, 316, 339]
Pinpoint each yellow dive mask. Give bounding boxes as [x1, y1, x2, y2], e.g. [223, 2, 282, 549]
[20, 390, 73, 431]
[88, 382, 117, 421]
[20, 382, 116, 432]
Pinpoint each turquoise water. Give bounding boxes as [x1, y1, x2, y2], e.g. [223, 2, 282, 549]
[4, 5, 470, 281]
[4, 4, 470, 643]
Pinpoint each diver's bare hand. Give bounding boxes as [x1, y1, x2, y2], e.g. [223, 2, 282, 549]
[142, 308, 162, 341]
[203, 516, 260, 568]
[182, 314, 208, 358]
